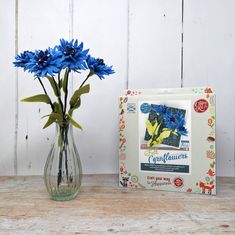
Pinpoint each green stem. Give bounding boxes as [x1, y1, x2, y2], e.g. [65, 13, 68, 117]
[58, 72, 61, 88]
[79, 71, 93, 89]
[64, 126, 69, 181]
[52, 76, 64, 119]
[57, 124, 69, 186]
[37, 77, 54, 111]
[64, 69, 70, 115]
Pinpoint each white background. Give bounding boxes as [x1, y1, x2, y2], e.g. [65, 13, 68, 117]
[0, 0, 234, 176]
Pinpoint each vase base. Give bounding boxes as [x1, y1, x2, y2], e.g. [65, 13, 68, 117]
[49, 191, 80, 201]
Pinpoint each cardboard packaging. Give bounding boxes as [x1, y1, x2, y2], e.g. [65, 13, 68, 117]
[119, 87, 216, 195]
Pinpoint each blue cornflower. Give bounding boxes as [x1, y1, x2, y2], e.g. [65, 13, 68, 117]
[163, 111, 178, 130]
[151, 105, 168, 115]
[57, 39, 89, 71]
[86, 55, 115, 79]
[25, 48, 61, 77]
[176, 124, 188, 136]
[13, 51, 34, 70]
[164, 111, 188, 135]
[175, 113, 188, 136]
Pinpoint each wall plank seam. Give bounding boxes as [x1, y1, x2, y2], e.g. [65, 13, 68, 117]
[14, 0, 19, 176]
[69, 0, 74, 93]
[181, 0, 184, 88]
[126, 0, 130, 89]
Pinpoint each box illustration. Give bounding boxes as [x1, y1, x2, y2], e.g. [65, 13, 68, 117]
[119, 87, 216, 195]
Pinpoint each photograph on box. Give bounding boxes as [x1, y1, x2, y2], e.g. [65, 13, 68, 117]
[139, 100, 191, 175]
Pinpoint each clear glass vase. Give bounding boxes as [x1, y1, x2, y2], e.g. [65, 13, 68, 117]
[44, 122, 82, 201]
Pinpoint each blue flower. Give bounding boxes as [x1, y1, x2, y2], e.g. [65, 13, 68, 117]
[25, 48, 61, 77]
[86, 55, 115, 79]
[175, 113, 188, 136]
[151, 105, 168, 115]
[163, 111, 187, 135]
[57, 39, 89, 72]
[13, 51, 34, 70]
[176, 124, 188, 136]
[163, 111, 178, 130]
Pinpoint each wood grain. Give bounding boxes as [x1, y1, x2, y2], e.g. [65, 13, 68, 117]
[0, 175, 234, 234]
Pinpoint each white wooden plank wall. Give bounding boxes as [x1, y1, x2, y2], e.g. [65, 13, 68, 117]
[72, 0, 127, 174]
[129, 0, 182, 88]
[0, 0, 234, 176]
[0, 0, 15, 175]
[183, 0, 235, 176]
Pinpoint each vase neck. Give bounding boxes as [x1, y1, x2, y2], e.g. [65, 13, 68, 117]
[55, 122, 74, 146]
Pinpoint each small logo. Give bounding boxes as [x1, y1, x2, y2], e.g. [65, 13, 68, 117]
[173, 177, 184, 188]
[194, 99, 209, 113]
[131, 175, 138, 183]
[127, 103, 136, 113]
[140, 103, 151, 113]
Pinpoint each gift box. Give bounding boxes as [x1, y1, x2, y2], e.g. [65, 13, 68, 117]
[119, 87, 216, 195]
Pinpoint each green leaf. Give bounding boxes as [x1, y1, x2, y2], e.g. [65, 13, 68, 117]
[162, 128, 169, 131]
[153, 121, 160, 137]
[50, 112, 63, 122]
[172, 130, 178, 136]
[70, 84, 90, 108]
[53, 102, 63, 116]
[147, 138, 161, 148]
[151, 140, 160, 147]
[43, 115, 56, 129]
[21, 94, 51, 104]
[46, 76, 60, 97]
[42, 112, 63, 123]
[157, 130, 171, 143]
[67, 115, 82, 130]
[68, 99, 81, 116]
[146, 120, 154, 135]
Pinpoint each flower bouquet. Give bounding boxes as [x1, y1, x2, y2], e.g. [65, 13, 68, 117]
[13, 39, 114, 200]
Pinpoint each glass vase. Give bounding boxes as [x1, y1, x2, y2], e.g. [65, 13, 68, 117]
[44, 122, 82, 201]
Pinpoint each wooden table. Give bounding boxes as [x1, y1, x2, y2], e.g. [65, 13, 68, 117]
[0, 175, 234, 234]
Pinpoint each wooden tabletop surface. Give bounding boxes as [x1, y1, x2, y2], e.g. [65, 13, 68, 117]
[0, 175, 234, 235]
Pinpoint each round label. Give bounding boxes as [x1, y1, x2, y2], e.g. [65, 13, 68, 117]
[140, 103, 151, 113]
[194, 99, 209, 113]
[173, 177, 184, 188]
[131, 175, 138, 183]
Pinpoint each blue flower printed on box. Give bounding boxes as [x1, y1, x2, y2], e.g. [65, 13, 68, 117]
[142, 104, 188, 148]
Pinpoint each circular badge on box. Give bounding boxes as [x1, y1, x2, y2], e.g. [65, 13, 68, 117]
[194, 99, 209, 113]
[131, 175, 138, 183]
[173, 177, 184, 188]
[140, 103, 151, 113]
